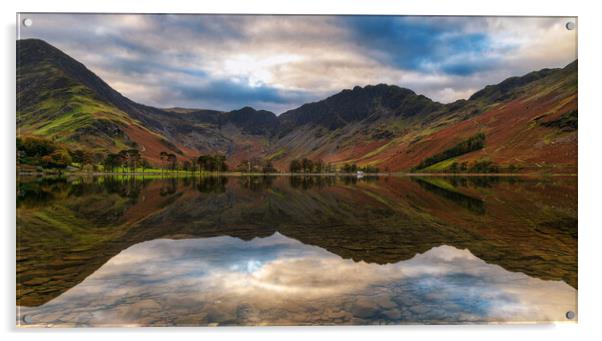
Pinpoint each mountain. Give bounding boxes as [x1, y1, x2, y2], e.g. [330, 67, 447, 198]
[263, 61, 577, 173]
[17, 39, 578, 173]
[224, 107, 279, 136]
[278, 84, 443, 134]
[16, 39, 275, 164]
[17, 39, 189, 163]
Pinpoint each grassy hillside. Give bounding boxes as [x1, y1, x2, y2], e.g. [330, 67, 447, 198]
[17, 39, 187, 164]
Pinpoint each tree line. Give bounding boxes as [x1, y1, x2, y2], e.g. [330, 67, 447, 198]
[18, 136, 383, 175]
[340, 163, 380, 174]
[288, 158, 335, 173]
[103, 149, 151, 172]
[412, 132, 486, 171]
[18, 137, 73, 170]
[448, 159, 503, 173]
[105, 151, 229, 173]
[235, 158, 277, 173]
[17, 136, 232, 174]
[287, 158, 379, 174]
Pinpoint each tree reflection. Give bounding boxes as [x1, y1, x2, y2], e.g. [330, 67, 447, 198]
[197, 176, 228, 193]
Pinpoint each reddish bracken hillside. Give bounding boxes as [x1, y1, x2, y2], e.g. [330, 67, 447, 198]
[375, 82, 577, 172]
[376, 63, 577, 173]
[267, 61, 577, 173]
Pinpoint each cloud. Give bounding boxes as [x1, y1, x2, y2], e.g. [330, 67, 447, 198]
[19, 14, 577, 113]
[167, 78, 317, 113]
[340, 16, 496, 75]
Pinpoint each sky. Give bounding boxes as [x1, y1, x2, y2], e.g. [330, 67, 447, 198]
[19, 14, 577, 114]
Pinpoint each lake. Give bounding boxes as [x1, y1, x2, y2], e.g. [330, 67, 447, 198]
[16, 175, 577, 326]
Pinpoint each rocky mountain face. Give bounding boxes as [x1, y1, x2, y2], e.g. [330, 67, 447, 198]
[17, 39, 578, 172]
[278, 84, 443, 134]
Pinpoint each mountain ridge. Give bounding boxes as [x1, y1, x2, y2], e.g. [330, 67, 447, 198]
[17, 38, 577, 173]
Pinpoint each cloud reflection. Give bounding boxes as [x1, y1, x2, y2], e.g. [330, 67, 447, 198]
[19, 233, 576, 326]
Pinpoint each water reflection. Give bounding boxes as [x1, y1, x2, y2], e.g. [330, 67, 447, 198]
[197, 176, 229, 193]
[19, 233, 576, 326]
[16, 175, 578, 325]
[412, 178, 485, 214]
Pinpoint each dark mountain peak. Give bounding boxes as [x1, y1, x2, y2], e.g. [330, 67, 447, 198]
[17, 38, 195, 133]
[341, 83, 417, 98]
[468, 66, 563, 103]
[18, 38, 64, 64]
[278, 83, 441, 134]
[232, 106, 258, 113]
[18, 38, 131, 118]
[227, 106, 276, 118]
[18, 38, 117, 99]
[223, 107, 278, 136]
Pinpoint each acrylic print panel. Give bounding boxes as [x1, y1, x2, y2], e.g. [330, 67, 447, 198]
[16, 13, 578, 327]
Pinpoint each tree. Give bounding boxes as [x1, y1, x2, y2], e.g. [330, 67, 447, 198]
[301, 158, 313, 173]
[141, 159, 151, 174]
[118, 150, 129, 173]
[360, 165, 379, 173]
[126, 149, 141, 172]
[414, 133, 486, 171]
[116, 149, 140, 173]
[236, 160, 251, 173]
[289, 159, 302, 173]
[190, 159, 198, 173]
[17, 136, 71, 169]
[197, 154, 212, 172]
[93, 152, 105, 165]
[341, 163, 359, 173]
[450, 162, 459, 173]
[182, 160, 192, 172]
[71, 150, 93, 169]
[103, 153, 122, 172]
[249, 157, 262, 172]
[159, 151, 177, 171]
[166, 153, 177, 171]
[314, 159, 325, 173]
[262, 161, 277, 173]
[469, 159, 499, 173]
[214, 154, 227, 172]
[198, 154, 227, 172]
[160, 151, 169, 171]
[40, 150, 71, 169]
[17, 136, 57, 158]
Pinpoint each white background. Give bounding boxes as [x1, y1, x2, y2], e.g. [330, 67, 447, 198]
[1, 0, 600, 340]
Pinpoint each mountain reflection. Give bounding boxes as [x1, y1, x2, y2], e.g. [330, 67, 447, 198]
[19, 234, 576, 326]
[17, 175, 577, 325]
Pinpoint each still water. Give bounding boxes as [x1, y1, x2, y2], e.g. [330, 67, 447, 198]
[16, 175, 577, 326]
